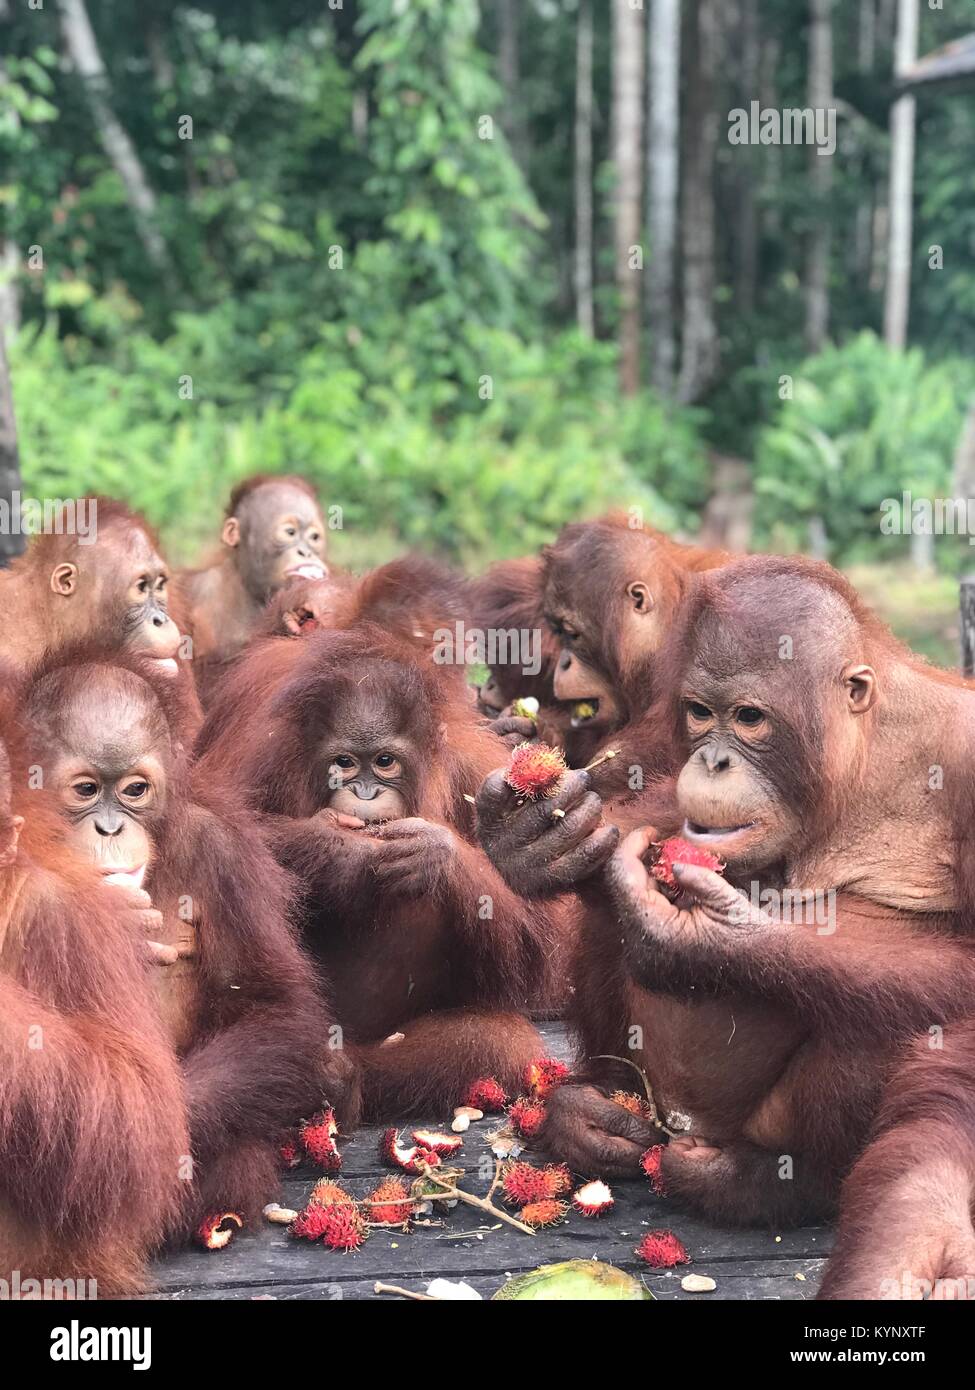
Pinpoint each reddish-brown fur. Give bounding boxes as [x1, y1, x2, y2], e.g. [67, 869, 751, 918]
[0, 677, 188, 1296]
[195, 624, 565, 1117]
[818, 1022, 975, 1300]
[479, 554, 975, 1235]
[21, 647, 357, 1234]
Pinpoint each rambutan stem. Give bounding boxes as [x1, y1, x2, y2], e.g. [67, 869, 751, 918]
[417, 1162, 536, 1236]
[374, 1282, 436, 1301]
[581, 747, 621, 773]
[593, 1053, 679, 1137]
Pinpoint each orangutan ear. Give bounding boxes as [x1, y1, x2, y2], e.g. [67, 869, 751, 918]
[627, 581, 653, 614]
[221, 517, 241, 548]
[842, 663, 877, 715]
[50, 563, 78, 597]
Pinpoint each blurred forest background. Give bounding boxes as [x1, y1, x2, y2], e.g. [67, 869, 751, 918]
[2, 0, 975, 660]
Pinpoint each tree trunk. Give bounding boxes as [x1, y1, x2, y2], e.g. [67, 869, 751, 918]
[883, 0, 919, 350]
[612, 0, 645, 396]
[804, 0, 834, 352]
[854, 0, 877, 279]
[574, 0, 594, 338]
[646, 0, 681, 394]
[677, 0, 720, 405]
[732, 0, 759, 317]
[0, 329, 25, 567]
[56, 0, 171, 273]
[498, 0, 525, 168]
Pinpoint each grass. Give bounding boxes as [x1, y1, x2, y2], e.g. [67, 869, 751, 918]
[846, 564, 962, 669]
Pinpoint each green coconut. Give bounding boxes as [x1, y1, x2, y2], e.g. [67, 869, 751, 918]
[492, 1260, 652, 1301]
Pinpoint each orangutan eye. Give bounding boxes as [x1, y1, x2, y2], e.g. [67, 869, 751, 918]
[284, 526, 297, 537]
[73, 780, 98, 800]
[334, 755, 356, 769]
[735, 706, 765, 727]
[137, 577, 149, 594]
[121, 780, 150, 800]
[687, 701, 713, 721]
[308, 531, 321, 544]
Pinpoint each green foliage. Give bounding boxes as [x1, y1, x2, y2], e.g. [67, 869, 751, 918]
[12, 324, 705, 566]
[754, 333, 975, 562]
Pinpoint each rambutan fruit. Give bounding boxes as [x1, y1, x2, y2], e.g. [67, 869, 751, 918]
[366, 1177, 413, 1227]
[309, 1178, 353, 1208]
[640, 1144, 667, 1195]
[279, 1134, 302, 1169]
[300, 1107, 341, 1171]
[500, 1160, 572, 1206]
[410, 1128, 463, 1157]
[526, 1056, 569, 1097]
[505, 742, 567, 799]
[196, 1212, 243, 1250]
[510, 697, 539, 720]
[295, 1201, 367, 1252]
[380, 1127, 441, 1174]
[611, 1090, 653, 1120]
[635, 1230, 690, 1268]
[520, 1198, 568, 1228]
[508, 1095, 547, 1139]
[465, 1077, 507, 1112]
[572, 1180, 614, 1218]
[651, 837, 725, 891]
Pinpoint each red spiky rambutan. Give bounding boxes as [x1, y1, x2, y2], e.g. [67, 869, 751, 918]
[279, 1134, 302, 1169]
[508, 1095, 547, 1139]
[366, 1177, 413, 1227]
[465, 1077, 507, 1112]
[505, 742, 567, 799]
[651, 837, 725, 891]
[309, 1178, 353, 1208]
[611, 1090, 653, 1120]
[291, 1200, 366, 1252]
[640, 1144, 667, 1195]
[635, 1230, 690, 1268]
[572, 1180, 614, 1218]
[380, 1127, 442, 1174]
[520, 1198, 568, 1228]
[300, 1107, 341, 1171]
[196, 1211, 243, 1250]
[526, 1056, 570, 1097]
[500, 1161, 572, 1206]
[410, 1128, 463, 1157]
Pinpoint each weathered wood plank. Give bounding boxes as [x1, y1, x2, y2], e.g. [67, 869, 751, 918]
[149, 1020, 832, 1300]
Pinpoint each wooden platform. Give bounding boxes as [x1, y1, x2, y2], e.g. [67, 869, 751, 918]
[150, 1024, 832, 1301]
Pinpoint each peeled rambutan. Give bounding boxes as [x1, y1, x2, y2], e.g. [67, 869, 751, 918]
[380, 1127, 442, 1174]
[300, 1107, 341, 1171]
[635, 1229, 690, 1268]
[651, 837, 725, 891]
[500, 1160, 572, 1206]
[196, 1211, 243, 1250]
[572, 1180, 615, 1218]
[366, 1177, 413, 1227]
[508, 1095, 547, 1139]
[465, 1077, 507, 1113]
[526, 1056, 570, 1097]
[505, 742, 567, 799]
[520, 1198, 568, 1228]
[410, 1128, 463, 1157]
[640, 1144, 667, 1194]
[611, 1090, 653, 1120]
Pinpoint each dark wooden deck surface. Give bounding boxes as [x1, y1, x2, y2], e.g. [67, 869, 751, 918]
[150, 1024, 832, 1301]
